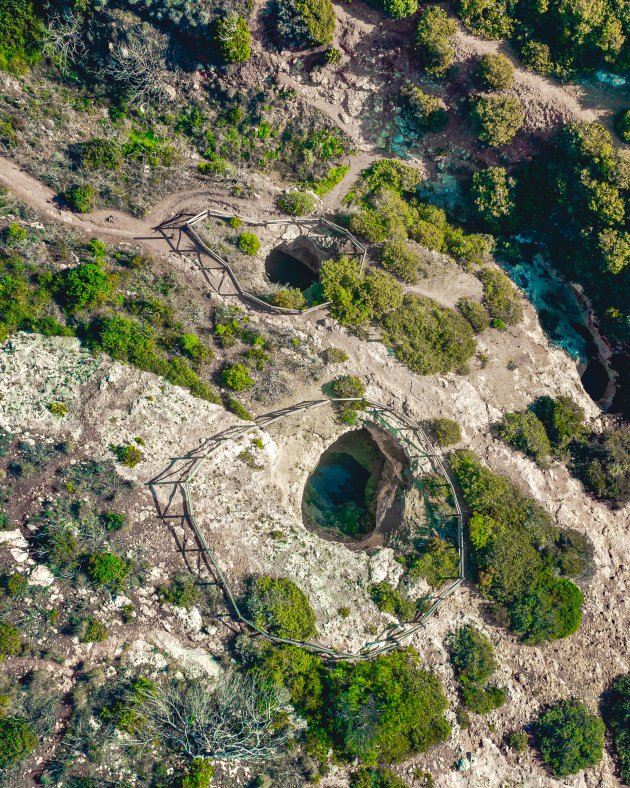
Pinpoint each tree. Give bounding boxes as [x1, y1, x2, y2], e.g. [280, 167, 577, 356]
[136, 672, 292, 761]
[472, 95, 524, 147]
[477, 53, 514, 90]
[244, 575, 317, 639]
[0, 717, 37, 769]
[382, 0, 417, 19]
[598, 228, 630, 274]
[534, 699, 604, 777]
[416, 6, 457, 79]
[276, 0, 336, 47]
[214, 13, 251, 63]
[400, 83, 448, 134]
[471, 166, 515, 231]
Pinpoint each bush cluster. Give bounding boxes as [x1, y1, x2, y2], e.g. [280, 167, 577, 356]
[416, 6, 457, 79]
[454, 0, 629, 78]
[379, 238, 425, 284]
[471, 166, 516, 231]
[400, 84, 448, 135]
[381, 295, 476, 376]
[496, 410, 552, 467]
[214, 13, 251, 64]
[244, 575, 317, 640]
[476, 267, 523, 325]
[534, 699, 604, 777]
[477, 53, 514, 90]
[276, 0, 336, 47]
[0, 0, 43, 73]
[160, 575, 200, 609]
[456, 297, 490, 333]
[448, 625, 506, 714]
[371, 581, 416, 622]
[472, 95, 525, 147]
[277, 190, 316, 215]
[0, 716, 37, 770]
[433, 418, 461, 446]
[407, 536, 460, 588]
[450, 450, 588, 643]
[605, 673, 630, 783]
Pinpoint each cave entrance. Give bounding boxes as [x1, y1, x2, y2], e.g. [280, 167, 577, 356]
[265, 236, 323, 292]
[302, 428, 381, 541]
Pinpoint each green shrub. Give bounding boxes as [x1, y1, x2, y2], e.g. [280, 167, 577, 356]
[400, 83, 448, 134]
[331, 374, 365, 401]
[78, 615, 108, 643]
[510, 576, 584, 644]
[244, 575, 317, 639]
[381, 295, 476, 375]
[614, 110, 630, 144]
[277, 190, 316, 215]
[534, 699, 604, 777]
[64, 183, 97, 213]
[57, 263, 112, 312]
[3, 222, 26, 244]
[224, 395, 253, 421]
[0, 0, 43, 73]
[445, 228, 494, 269]
[597, 228, 630, 275]
[472, 95, 524, 147]
[160, 575, 200, 609]
[530, 396, 585, 454]
[85, 551, 131, 589]
[477, 53, 514, 90]
[0, 621, 21, 657]
[350, 767, 407, 787]
[238, 232, 260, 255]
[380, 238, 423, 283]
[605, 673, 630, 784]
[79, 138, 122, 171]
[181, 758, 214, 788]
[269, 288, 306, 310]
[2, 571, 28, 597]
[361, 159, 424, 196]
[496, 411, 552, 467]
[455, 0, 513, 39]
[222, 363, 254, 391]
[433, 418, 461, 446]
[323, 347, 349, 364]
[362, 268, 404, 319]
[320, 256, 371, 327]
[102, 511, 125, 531]
[324, 648, 450, 762]
[448, 624, 505, 714]
[276, 0, 336, 47]
[408, 536, 460, 588]
[371, 581, 416, 621]
[177, 333, 212, 364]
[450, 449, 588, 641]
[416, 6, 457, 79]
[382, 0, 417, 19]
[507, 729, 528, 752]
[456, 297, 490, 333]
[0, 717, 37, 769]
[471, 166, 515, 231]
[47, 401, 68, 417]
[214, 13, 251, 63]
[570, 425, 630, 506]
[324, 46, 342, 65]
[110, 444, 143, 467]
[477, 267, 523, 324]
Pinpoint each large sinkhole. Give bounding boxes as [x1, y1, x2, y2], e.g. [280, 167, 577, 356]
[302, 426, 409, 548]
[265, 237, 322, 291]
